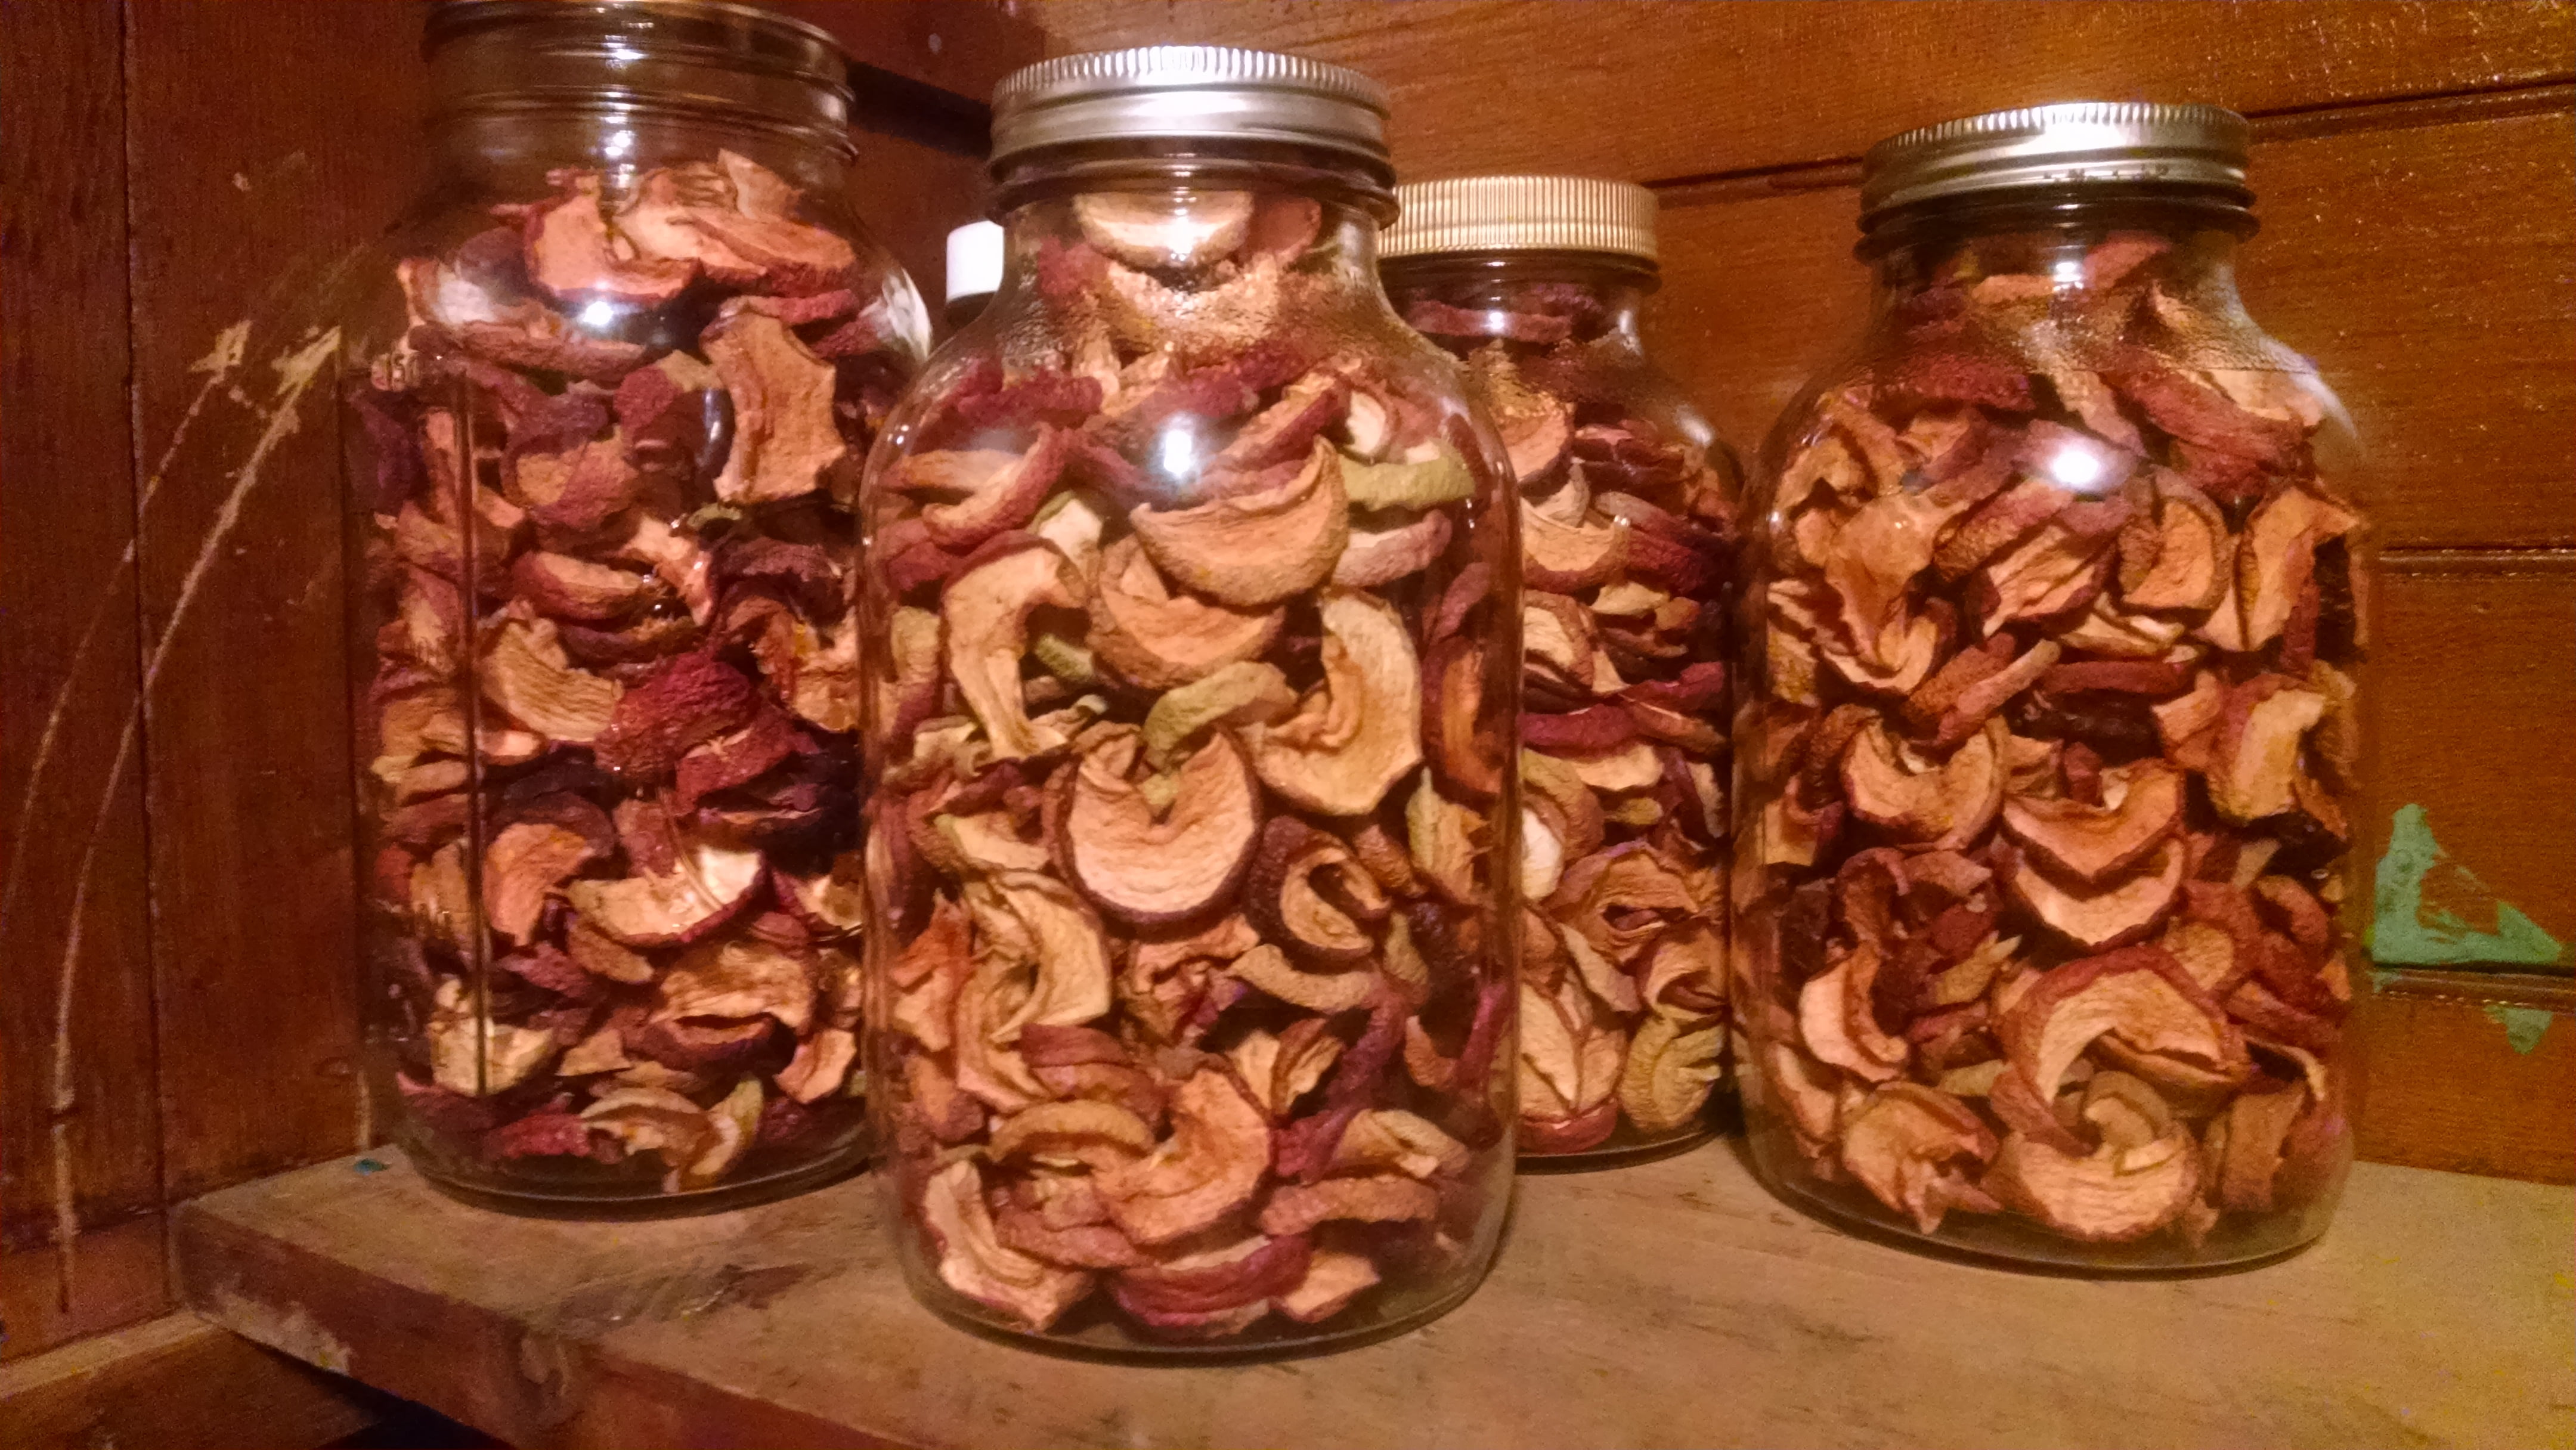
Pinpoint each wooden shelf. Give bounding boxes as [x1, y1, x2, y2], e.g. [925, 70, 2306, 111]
[174, 1144, 2570, 1449]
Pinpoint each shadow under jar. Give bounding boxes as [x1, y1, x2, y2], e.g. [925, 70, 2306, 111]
[1382, 176, 1742, 1166]
[341, 1, 928, 1214]
[1733, 104, 2366, 1267]
[858, 47, 1522, 1352]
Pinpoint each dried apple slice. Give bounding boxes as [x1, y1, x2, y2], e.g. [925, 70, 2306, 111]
[481, 820, 601, 942]
[1841, 715, 2005, 850]
[1998, 944, 2249, 1104]
[704, 309, 846, 505]
[1246, 589, 1422, 816]
[426, 978, 559, 1096]
[2003, 838, 2185, 950]
[1799, 947, 1905, 1083]
[1095, 1068, 1272, 1245]
[2236, 485, 2360, 650]
[1131, 437, 1349, 608]
[1075, 190, 1253, 269]
[1059, 729, 1262, 925]
[1110, 1233, 1308, 1332]
[481, 616, 621, 742]
[889, 426, 1076, 552]
[2001, 758, 2184, 884]
[1141, 662, 1295, 768]
[923, 1160, 1094, 1330]
[963, 869, 1113, 1034]
[1086, 535, 1282, 689]
[1617, 1014, 1725, 1134]
[2207, 678, 2327, 823]
[1985, 1127, 2202, 1243]
[2117, 473, 2228, 611]
[655, 937, 815, 1033]
[1244, 816, 1388, 973]
[1522, 499, 1628, 591]
[1256, 1175, 1438, 1235]
[564, 837, 763, 947]
[945, 538, 1084, 760]
[1839, 1083, 1999, 1234]
[1333, 509, 1453, 588]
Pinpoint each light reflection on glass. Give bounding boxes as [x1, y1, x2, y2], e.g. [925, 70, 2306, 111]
[1156, 426, 1196, 482]
[2047, 442, 2104, 489]
[2050, 258, 2085, 288]
[578, 299, 619, 329]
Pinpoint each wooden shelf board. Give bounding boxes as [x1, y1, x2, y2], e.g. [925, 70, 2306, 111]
[174, 1144, 2572, 1450]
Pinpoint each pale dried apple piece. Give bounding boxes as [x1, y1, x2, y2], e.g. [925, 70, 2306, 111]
[481, 616, 621, 742]
[776, 1027, 857, 1102]
[564, 837, 764, 947]
[1841, 715, 2006, 850]
[2117, 473, 2228, 612]
[1246, 589, 1422, 816]
[963, 870, 1113, 1034]
[1617, 1014, 1724, 1133]
[2001, 758, 2185, 884]
[1228, 1020, 1346, 1119]
[1257, 1175, 1438, 1235]
[1840, 1083, 1999, 1234]
[1086, 535, 1283, 690]
[1245, 816, 1388, 969]
[1075, 190, 1253, 270]
[1095, 1068, 1272, 1245]
[1277, 1249, 1379, 1324]
[2236, 485, 2360, 649]
[1330, 1108, 1469, 1181]
[705, 309, 846, 504]
[1986, 1126, 2202, 1243]
[923, 1160, 1094, 1330]
[1131, 438, 1349, 608]
[2003, 838, 2185, 951]
[1406, 772, 1484, 907]
[2208, 680, 2326, 822]
[1059, 729, 1262, 924]
[481, 820, 600, 942]
[990, 1099, 1158, 1169]
[1799, 948, 1905, 1083]
[524, 172, 695, 304]
[655, 937, 815, 1033]
[1998, 944, 2248, 1104]
[426, 977, 559, 1096]
[946, 539, 1085, 760]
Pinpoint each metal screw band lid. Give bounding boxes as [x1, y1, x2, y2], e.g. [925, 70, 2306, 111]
[1860, 102, 2250, 222]
[989, 45, 1391, 177]
[1382, 175, 1658, 263]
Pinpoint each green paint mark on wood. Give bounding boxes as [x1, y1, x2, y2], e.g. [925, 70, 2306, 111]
[2371, 805, 2565, 966]
[2481, 1004, 2553, 1055]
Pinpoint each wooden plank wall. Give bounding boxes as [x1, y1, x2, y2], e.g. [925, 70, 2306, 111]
[0, 0, 1041, 1393]
[1036, 1, 2576, 1181]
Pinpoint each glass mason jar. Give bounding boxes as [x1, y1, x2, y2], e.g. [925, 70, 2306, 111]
[1733, 104, 2364, 1266]
[1383, 178, 1739, 1164]
[340, 1, 928, 1214]
[858, 47, 1521, 1350]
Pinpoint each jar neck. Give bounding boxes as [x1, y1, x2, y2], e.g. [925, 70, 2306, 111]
[426, 108, 850, 197]
[1861, 188, 2254, 306]
[1379, 252, 1654, 348]
[992, 141, 1395, 222]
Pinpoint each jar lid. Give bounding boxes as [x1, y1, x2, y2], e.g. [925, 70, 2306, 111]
[989, 45, 1390, 179]
[946, 220, 1004, 303]
[1860, 102, 2250, 221]
[1382, 175, 1658, 263]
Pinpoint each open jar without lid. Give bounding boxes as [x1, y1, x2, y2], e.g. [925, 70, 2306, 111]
[856, 45, 1521, 1353]
[1733, 103, 2363, 1267]
[340, 0, 927, 1214]
[1382, 175, 1742, 1166]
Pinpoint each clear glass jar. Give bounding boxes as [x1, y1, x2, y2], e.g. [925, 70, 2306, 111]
[1382, 178, 1739, 1165]
[1734, 105, 2363, 1266]
[859, 47, 1519, 1350]
[340, 1, 928, 1214]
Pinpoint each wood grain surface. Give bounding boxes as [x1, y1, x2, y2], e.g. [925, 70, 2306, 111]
[2354, 974, 2576, 1182]
[0, 0, 168, 1361]
[1035, 0, 2576, 181]
[178, 1145, 2574, 1450]
[0, 1310, 373, 1450]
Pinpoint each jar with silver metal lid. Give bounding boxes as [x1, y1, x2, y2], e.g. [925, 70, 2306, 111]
[1383, 176, 1739, 1166]
[1735, 103, 2364, 1266]
[857, 45, 1520, 1349]
[339, 0, 928, 1215]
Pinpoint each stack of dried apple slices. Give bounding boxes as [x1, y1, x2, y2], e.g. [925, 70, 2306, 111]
[1739, 230, 2359, 1246]
[1398, 278, 1739, 1154]
[357, 151, 909, 1193]
[863, 194, 1515, 1337]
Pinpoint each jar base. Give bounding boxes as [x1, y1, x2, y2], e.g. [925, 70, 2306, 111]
[1748, 1134, 2340, 1274]
[905, 1245, 1498, 1363]
[412, 1141, 868, 1221]
[1519, 1092, 1739, 1173]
